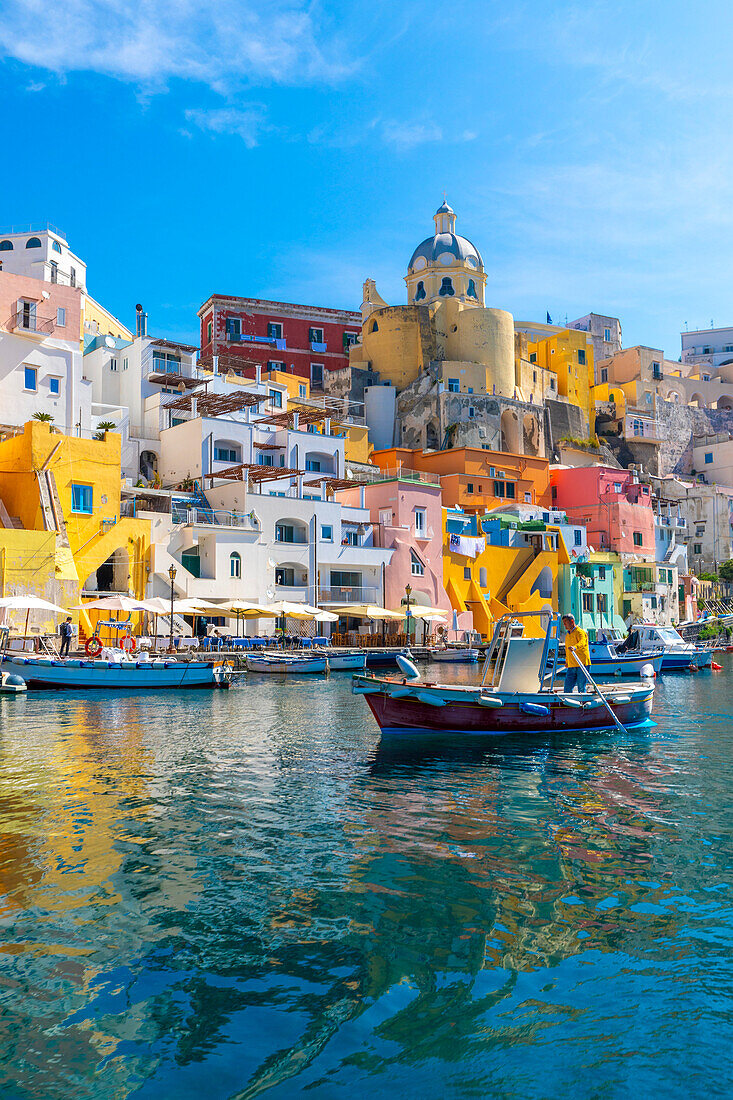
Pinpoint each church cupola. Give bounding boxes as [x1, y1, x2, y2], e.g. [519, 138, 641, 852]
[434, 200, 456, 235]
[405, 199, 486, 309]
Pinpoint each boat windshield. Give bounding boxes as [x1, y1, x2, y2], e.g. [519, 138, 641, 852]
[653, 627, 685, 644]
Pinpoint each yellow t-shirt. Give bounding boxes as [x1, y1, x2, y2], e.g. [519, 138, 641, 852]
[565, 626, 590, 667]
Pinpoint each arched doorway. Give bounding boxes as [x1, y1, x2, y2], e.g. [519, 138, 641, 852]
[523, 412, 540, 456]
[531, 565, 554, 600]
[140, 450, 158, 481]
[501, 409, 520, 453]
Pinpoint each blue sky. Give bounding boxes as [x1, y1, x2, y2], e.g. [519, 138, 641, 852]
[2, 0, 732, 354]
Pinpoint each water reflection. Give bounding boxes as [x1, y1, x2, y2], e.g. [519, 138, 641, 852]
[0, 667, 731, 1097]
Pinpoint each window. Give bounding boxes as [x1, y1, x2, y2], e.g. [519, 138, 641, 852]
[597, 594, 608, 613]
[578, 349, 586, 365]
[49, 261, 58, 283]
[410, 550, 425, 576]
[344, 332, 359, 347]
[308, 327, 324, 344]
[524, 492, 532, 503]
[123, 357, 128, 371]
[549, 377, 555, 389]
[321, 525, 333, 541]
[275, 567, 295, 586]
[276, 523, 302, 543]
[652, 361, 662, 380]
[601, 368, 608, 383]
[439, 277, 455, 297]
[51, 240, 62, 253]
[448, 378, 459, 393]
[225, 317, 241, 341]
[574, 529, 582, 546]
[310, 363, 324, 387]
[703, 346, 712, 354]
[467, 482, 474, 494]
[0, 240, 12, 251]
[468, 406, 475, 418]
[529, 352, 537, 363]
[604, 327, 611, 342]
[56, 307, 66, 327]
[268, 389, 283, 408]
[299, 384, 307, 398]
[533, 370, 537, 382]
[370, 320, 379, 332]
[493, 480, 505, 497]
[207, 320, 212, 344]
[464, 566, 471, 580]
[267, 360, 285, 371]
[467, 279, 478, 299]
[551, 485, 557, 500]
[693, 543, 702, 555]
[705, 452, 713, 464]
[306, 459, 321, 471]
[598, 566, 606, 580]
[70, 267, 76, 288]
[71, 484, 93, 514]
[582, 593, 594, 612]
[110, 358, 117, 372]
[703, 374, 711, 382]
[49, 377, 60, 395]
[214, 446, 238, 463]
[267, 322, 283, 340]
[230, 552, 241, 579]
[725, 345, 733, 353]
[343, 530, 359, 546]
[26, 237, 41, 249]
[633, 531, 643, 546]
[414, 508, 426, 535]
[506, 483, 516, 499]
[257, 453, 274, 466]
[24, 366, 37, 390]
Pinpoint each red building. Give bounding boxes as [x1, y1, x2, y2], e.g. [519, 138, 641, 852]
[197, 295, 361, 390]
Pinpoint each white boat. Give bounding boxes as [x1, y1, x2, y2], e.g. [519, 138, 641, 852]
[0, 653, 232, 690]
[245, 654, 327, 674]
[557, 630, 664, 677]
[619, 623, 713, 671]
[313, 650, 367, 670]
[0, 668, 26, 694]
[430, 647, 480, 663]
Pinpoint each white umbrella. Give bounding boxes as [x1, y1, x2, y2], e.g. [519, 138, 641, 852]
[74, 595, 147, 611]
[311, 609, 339, 622]
[0, 596, 70, 613]
[218, 601, 277, 617]
[330, 604, 404, 621]
[265, 601, 320, 619]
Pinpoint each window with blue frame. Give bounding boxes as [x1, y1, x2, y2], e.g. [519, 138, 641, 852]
[467, 279, 477, 298]
[705, 452, 713, 463]
[24, 366, 36, 390]
[574, 529, 582, 545]
[448, 378, 459, 392]
[71, 484, 93, 514]
[578, 349, 586, 365]
[415, 281, 426, 301]
[49, 377, 60, 395]
[439, 277, 455, 297]
[214, 446, 238, 463]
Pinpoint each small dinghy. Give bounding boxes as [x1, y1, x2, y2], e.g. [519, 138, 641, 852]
[430, 647, 480, 663]
[353, 611, 655, 736]
[245, 654, 327, 674]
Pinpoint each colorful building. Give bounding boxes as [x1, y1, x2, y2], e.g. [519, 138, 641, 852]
[525, 327, 596, 435]
[558, 555, 625, 640]
[371, 445, 552, 515]
[550, 465, 656, 559]
[197, 295, 361, 390]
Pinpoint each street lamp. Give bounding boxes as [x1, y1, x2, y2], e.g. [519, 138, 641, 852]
[168, 564, 177, 652]
[404, 582, 412, 640]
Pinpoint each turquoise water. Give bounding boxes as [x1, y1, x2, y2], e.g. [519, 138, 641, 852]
[1, 661, 733, 1098]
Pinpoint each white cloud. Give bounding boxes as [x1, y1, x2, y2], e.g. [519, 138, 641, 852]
[380, 120, 443, 150]
[0, 0, 354, 90]
[184, 105, 269, 147]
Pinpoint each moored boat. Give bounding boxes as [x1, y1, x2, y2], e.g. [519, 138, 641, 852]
[555, 631, 664, 677]
[353, 612, 655, 736]
[619, 623, 712, 671]
[430, 647, 480, 663]
[245, 654, 327, 674]
[312, 650, 367, 670]
[0, 653, 232, 690]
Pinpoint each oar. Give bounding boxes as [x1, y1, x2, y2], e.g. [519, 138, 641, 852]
[568, 646, 628, 734]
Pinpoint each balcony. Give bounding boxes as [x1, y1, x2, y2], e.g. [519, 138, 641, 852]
[275, 525, 308, 544]
[357, 465, 441, 486]
[319, 586, 380, 604]
[6, 310, 56, 337]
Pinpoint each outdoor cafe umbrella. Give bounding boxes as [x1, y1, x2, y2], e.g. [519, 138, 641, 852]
[330, 604, 404, 621]
[0, 595, 71, 641]
[218, 600, 277, 638]
[74, 594, 149, 647]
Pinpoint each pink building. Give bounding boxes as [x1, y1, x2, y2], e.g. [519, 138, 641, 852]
[550, 465, 655, 559]
[338, 472, 465, 628]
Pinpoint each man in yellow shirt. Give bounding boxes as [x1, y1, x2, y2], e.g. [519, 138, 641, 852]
[562, 614, 590, 693]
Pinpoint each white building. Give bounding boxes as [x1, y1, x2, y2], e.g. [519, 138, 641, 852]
[681, 325, 733, 372]
[0, 224, 87, 290]
[651, 474, 733, 574]
[569, 312, 622, 363]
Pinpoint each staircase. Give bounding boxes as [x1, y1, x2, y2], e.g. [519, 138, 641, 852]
[0, 498, 21, 529]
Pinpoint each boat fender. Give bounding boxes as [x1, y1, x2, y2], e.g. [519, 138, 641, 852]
[353, 683, 380, 695]
[583, 699, 604, 708]
[639, 663, 656, 679]
[396, 654, 420, 680]
[2, 674, 26, 690]
[521, 702, 549, 716]
[416, 691, 446, 707]
[389, 687, 414, 698]
[712, 661, 722, 670]
[478, 694, 503, 708]
[612, 695, 631, 704]
[559, 697, 584, 708]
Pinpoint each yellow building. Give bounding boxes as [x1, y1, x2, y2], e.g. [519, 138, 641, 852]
[82, 294, 133, 343]
[442, 509, 569, 639]
[527, 328, 596, 434]
[0, 421, 151, 634]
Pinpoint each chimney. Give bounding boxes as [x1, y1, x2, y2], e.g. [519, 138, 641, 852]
[191, 396, 198, 419]
[135, 304, 148, 338]
[255, 364, 262, 385]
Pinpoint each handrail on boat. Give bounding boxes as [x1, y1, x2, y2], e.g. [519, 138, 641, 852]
[479, 610, 562, 694]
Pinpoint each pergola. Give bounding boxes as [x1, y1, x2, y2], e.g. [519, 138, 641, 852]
[303, 476, 367, 495]
[147, 372, 204, 390]
[203, 463, 304, 485]
[257, 404, 331, 428]
[163, 390, 266, 416]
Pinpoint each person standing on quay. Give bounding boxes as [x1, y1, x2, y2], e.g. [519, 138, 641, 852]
[562, 613, 590, 693]
[59, 617, 73, 658]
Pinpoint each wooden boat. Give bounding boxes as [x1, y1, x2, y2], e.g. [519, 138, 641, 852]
[430, 647, 480, 663]
[353, 612, 655, 736]
[0, 653, 232, 690]
[245, 654, 327, 674]
[312, 650, 367, 670]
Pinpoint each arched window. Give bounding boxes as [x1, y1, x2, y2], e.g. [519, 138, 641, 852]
[0, 240, 13, 251]
[439, 277, 455, 297]
[230, 552, 241, 579]
[26, 237, 42, 249]
[415, 281, 426, 301]
[51, 240, 62, 253]
[467, 279, 477, 299]
[371, 319, 379, 332]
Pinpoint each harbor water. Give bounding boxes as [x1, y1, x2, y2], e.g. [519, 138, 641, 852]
[1, 662, 733, 1098]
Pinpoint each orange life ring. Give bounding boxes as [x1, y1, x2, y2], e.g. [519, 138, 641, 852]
[119, 634, 137, 653]
[85, 636, 103, 657]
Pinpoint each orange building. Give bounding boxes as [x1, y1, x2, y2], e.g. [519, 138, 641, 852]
[370, 447, 552, 514]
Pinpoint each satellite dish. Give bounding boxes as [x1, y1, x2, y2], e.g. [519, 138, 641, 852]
[104, 335, 116, 348]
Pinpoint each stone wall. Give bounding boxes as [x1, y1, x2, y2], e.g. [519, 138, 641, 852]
[654, 400, 733, 476]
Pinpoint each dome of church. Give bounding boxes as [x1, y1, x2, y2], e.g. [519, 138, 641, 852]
[408, 201, 483, 272]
